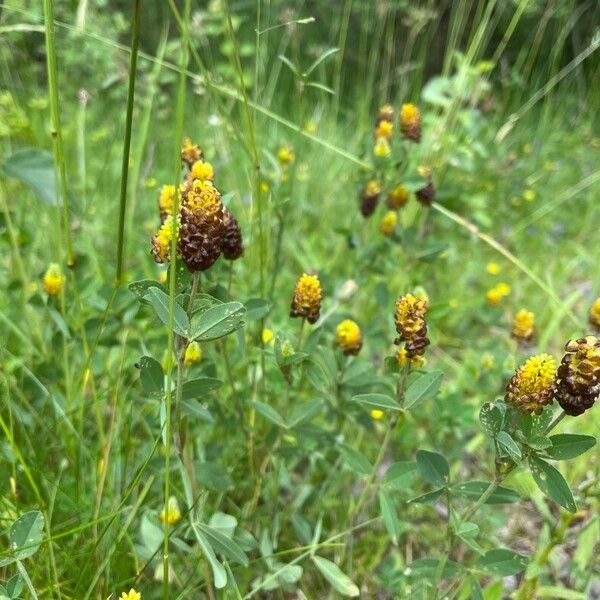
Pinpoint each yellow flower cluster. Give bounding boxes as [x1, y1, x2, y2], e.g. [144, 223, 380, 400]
[387, 184, 409, 209]
[180, 137, 202, 167]
[290, 273, 323, 324]
[119, 590, 141, 600]
[394, 292, 430, 361]
[151, 215, 179, 263]
[379, 211, 398, 236]
[505, 353, 557, 414]
[42, 263, 65, 296]
[277, 145, 295, 165]
[399, 103, 421, 142]
[159, 496, 182, 525]
[335, 319, 363, 356]
[183, 341, 202, 366]
[512, 309, 535, 342]
[190, 160, 214, 182]
[486, 282, 511, 306]
[158, 184, 177, 218]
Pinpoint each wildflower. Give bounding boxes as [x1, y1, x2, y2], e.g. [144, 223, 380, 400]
[505, 353, 557, 414]
[181, 138, 203, 167]
[261, 329, 274, 344]
[554, 336, 600, 416]
[42, 263, 65, 296]
[119, 590, 141, 600]
[290, 273, 323, 324]
[523, 189, 536, 202]
[379, 211, 397, 236]
[375, 119, 393, 141]
[335, 319, 363, 356]
[359, 180, 381, 218]
[394, 293, 430, 360]
[387, 185, 409, 209]
[486, 282, 511, 306]
[178, 182, 225, 272]
[370, 409, 384, 420]
[512, 309, 535, 343]
[589, 298, 600, 329]
[417, 165, 432, 178]
[399, 103, 421, 142]
[190, 160, 214, 182]
[160, 496, 182, 525]
[376, 104, 394, 124]
[415, 181, 436, 207]
[304, 120, 317, 134]
[396, 346, 426, 368]
[183, 341, 202, 366]
[260, 181, 270, 193]
[158, 184, 177, 220]
[152, 215, 179, 264]
[486, 262, 501, 275]
[374, 137, 391, 157]
[221, 207, 244, 260]
[277, 145, 295, 165]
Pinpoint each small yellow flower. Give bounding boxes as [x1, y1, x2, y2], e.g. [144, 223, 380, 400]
[335, 319, 363, 356]
[377, 104, 394, 123]
[387, 185, 409, 209]
[277, 145, 295, 165]
[396, 346, 426, 368]
[144, 177, 157, 189]
[160, 496, 182, 526]
[181, 138, 203, 167]
[417, 165, 431, 178]
[486, 262, 501, 275]
[375, 119, 393, 140]
[261, 328, 274, 345]
[42, 264, 65, 296]
[158, 184, 177, 217]
[260, 181, 270, 193]
[363, 180, 381, 197]
[290, 273, 323, 324]
[190, 160, 214, 182]
[186, 180, 221, 213]
[183, 341, 202, 366]
[379, 211, 397, 236]
[505, 353, 557, 414]
[400, 103, 421, 142]
[370, 409, 384, 420]
[119, 589, 141, 600]
[523, 189, 536, 202]
[512, 309, 535, 342]
[374, 137, 391, 157]
[589, 298, 600, 328]
[151, 215, 179, 263]
[486, 282, 511, 306]
[158, 270, 168, 284]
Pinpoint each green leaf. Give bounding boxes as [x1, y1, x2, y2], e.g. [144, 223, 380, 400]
[304, 47, 339, 77]
[0, 511, 45, 566]
[416, 450, 449, 487]
[305, 81, 335, 95]
[128, 279, 164, 304]
[496, 431, 522, 462]
[546, 434, 596, 460]
[529, 456, 576, 512]
[288, 399, 323, 428]
[475, 549, 528, 576]
[379, 490, 401, 544]
[138, 356, 164, 397]
[208, 512, 237, 537]
[180, 377, 223, 400]
[311, 556, 359, 597]
[339, 444, 372, 476]
[252, 401, 287, 429]
[5, 574, 23, 598]
[278, 54, 299, 76]
[409, 488, 445, 505]
[403, 370, 444, 409]
[143, 287, 190, 337]
[3, 148, 60, 205]
[469, 575, 484, 600]
[384, 461, 418, 487]
[190, 301, 245, 341]
[451, 481, 520, 504]
[191, 523, 227, 588]
[351, 393, 402, 411]
[195, 522, 249, 566]
[244, 298, 272, 321]
[480, 402, 504, 437]
[406, 558, 462, 579]
[180, 400, 214, 423]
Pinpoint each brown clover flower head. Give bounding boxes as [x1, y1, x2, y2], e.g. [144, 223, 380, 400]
[505, 353, 557, 414]
[360, 180, 381, 218]
[221, 207, 244, 261]
[335, 319, 363, 356]
[416, 181, 436, 207]
[399, 103, 421, 142]
[554, 336, 600, 416]
[290, 273, 323, 324]
[181, 138, 203, 168]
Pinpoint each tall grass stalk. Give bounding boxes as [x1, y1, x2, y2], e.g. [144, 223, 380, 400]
[115, 0, 142, 286]
[163, 0, 190, 596]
